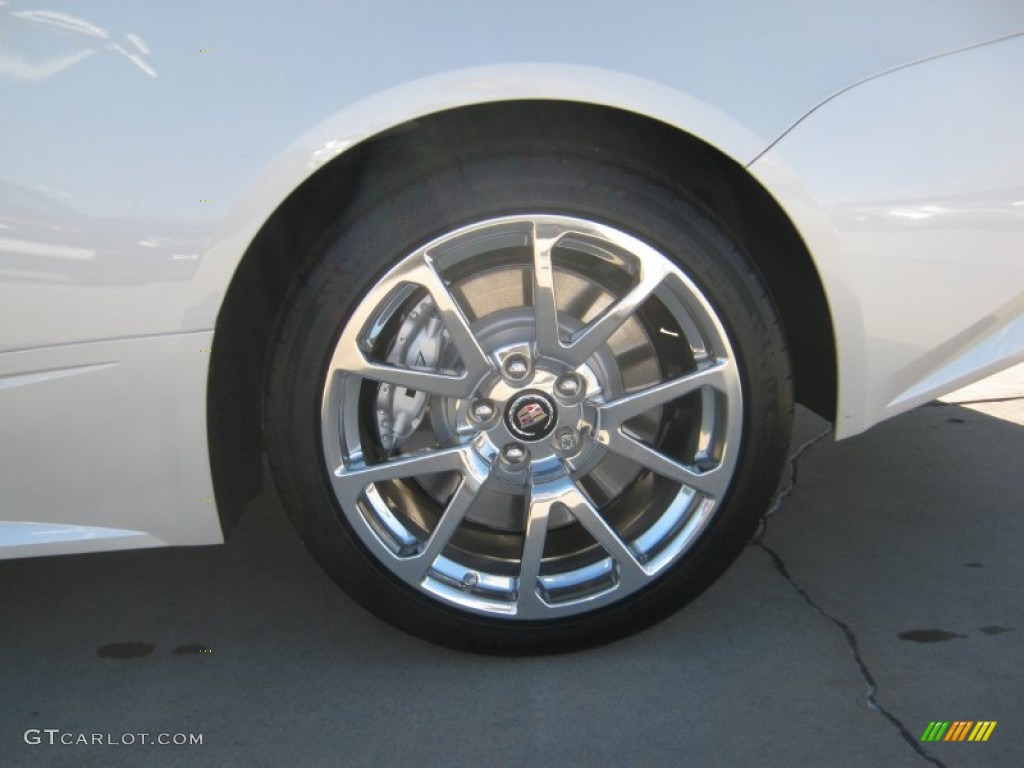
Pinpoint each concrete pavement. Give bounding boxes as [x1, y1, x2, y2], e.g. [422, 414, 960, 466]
[1, 366, 1022, 767]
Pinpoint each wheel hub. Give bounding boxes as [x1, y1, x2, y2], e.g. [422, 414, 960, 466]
[504, 389, 558, 442]
[447, 358, 601, 500]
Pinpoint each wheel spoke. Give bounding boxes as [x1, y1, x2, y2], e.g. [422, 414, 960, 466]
[598, 360, 729, 427]
[531, 220, 563, 358]
[559, 261, 669, 365]
[557, 477, 648, 587]
[515, 480, 553, 618]
[412, 252, 492, 382]
[599, 430, 728, 498]
[332, 445, 470, 502]
[390, 474, 481, 582]
[336, 347, 477, 398]
[520, 476, 648, 596]
[531, 219, 670, 365]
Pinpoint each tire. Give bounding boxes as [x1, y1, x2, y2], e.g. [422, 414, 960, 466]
[265, 140, 792, 654]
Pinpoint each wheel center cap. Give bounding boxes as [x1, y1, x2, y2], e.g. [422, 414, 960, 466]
[504, 390, 558, 442]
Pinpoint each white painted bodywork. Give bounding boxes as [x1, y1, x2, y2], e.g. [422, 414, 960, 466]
[0, 333, 222, 555]
[1, 2, 1023, 556]
[751, 33, 1024, 436]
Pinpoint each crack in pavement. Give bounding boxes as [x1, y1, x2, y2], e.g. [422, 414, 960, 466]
[750, 425, 947, 768]
[751, 425, 832, 540]
[754, 541, 947, 768]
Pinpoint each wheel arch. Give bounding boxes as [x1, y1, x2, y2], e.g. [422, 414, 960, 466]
[208, 100, 836, 535]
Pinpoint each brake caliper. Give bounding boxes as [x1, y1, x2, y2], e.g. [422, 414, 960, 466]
[375, 296, 447, 453]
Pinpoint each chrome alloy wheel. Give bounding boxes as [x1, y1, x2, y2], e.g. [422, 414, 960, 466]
[320, 214, 743, 620]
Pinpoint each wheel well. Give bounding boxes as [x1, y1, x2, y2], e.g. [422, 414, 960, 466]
[207, 100, 836, 533]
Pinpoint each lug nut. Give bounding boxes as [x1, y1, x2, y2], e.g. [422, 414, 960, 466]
[469, 398, 495, 424]
[502, 353, 531, 381]
[555, 373, 584, 400]
[501, 442, 529, 466]
[554, 426, 579, 454]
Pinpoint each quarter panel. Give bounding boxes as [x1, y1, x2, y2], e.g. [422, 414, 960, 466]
[750, 34, 1024, 437]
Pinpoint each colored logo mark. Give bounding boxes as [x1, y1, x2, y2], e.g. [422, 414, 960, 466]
[516, 403, 546, 428]
[920, 721, 997, 742]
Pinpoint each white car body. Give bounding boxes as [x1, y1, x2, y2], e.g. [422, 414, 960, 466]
[2, 2, 1023, 558]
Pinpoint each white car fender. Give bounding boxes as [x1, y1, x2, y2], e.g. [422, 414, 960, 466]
[750, 33, 1024, 437]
